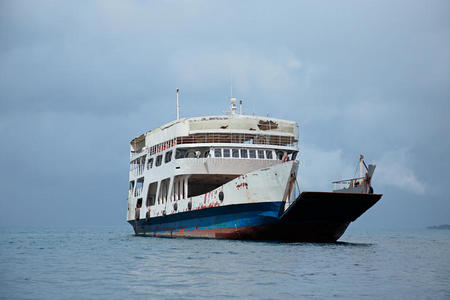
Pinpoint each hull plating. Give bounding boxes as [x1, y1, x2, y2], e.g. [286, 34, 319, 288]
[126, 195, 374, 242]
[130, 201, 283, 238]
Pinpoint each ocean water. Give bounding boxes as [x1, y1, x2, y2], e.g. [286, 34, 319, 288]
[0, 226, 449, 299]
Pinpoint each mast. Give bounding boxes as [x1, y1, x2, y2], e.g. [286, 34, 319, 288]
[360, 154, 364, 178]
[176, 88, 180, 120]
[230, 97, 237, 115]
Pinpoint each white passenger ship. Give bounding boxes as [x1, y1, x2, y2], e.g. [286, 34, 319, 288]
[127, 95, 382, 242]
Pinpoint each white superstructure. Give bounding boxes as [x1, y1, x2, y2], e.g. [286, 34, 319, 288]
[127, 99, 299, 223]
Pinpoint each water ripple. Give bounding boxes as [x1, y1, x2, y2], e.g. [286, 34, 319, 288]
[0, 226, 449, 299]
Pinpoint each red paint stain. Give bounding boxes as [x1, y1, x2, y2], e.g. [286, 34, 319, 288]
[236, 182, 249, 190]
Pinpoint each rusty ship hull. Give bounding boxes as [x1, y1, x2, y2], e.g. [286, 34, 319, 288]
[129, 191, 382, 242]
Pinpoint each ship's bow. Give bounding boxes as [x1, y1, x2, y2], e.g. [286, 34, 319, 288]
[277, 191, 382, 242]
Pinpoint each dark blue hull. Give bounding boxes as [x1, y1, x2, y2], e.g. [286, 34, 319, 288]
[128, 192, 382, 242]
[129, 201, 284, 239]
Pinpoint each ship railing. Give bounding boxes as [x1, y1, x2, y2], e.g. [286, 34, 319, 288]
[130, 151, 141, 160]
[130, 133, 298, 159]
[129, 156, 146, 176]
[332, 177, 364, 191]
[176, 133, 298, 148]
[129, 168, 145, 177]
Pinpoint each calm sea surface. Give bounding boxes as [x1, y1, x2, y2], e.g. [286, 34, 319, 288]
[0, 225, 449, 299]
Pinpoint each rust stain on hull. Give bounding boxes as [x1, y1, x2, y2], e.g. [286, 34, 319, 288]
[130, 192, 382, 243]
[135, 222, 351, 242]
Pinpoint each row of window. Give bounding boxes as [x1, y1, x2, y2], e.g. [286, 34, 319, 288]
[130, 177, 181, 206]
[213, 148, 273, 159]
[142, 148, 282, 171]
[146, 150, 173, 170]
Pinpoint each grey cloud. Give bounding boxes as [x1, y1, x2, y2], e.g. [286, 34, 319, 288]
[0, 0, 449, 228]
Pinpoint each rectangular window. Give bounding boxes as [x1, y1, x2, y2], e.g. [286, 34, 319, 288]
[276, 150, 284, 160]
[175, 149, 186, 159]
[223, 149, 230, 157]
[232, 149, 239, 158]
[158, 178, 170, 204]
[214, 148, 222, 158]
[249, 149, 256, 158]
[155, 155, 162, 166]
[165, 150, 173, 163]
[266, 150, 273, 159]
[147, 158, 153, 170]
[129, 181, 135, 193]
[146, 182, 158, 206]
[240, 149, 248, 158]
[135, 178, 144, 196]
[257, 150, 265, 159]
[136, 198, 142, 208]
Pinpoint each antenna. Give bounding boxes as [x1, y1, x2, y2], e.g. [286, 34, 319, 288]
[230, 73, 233, 98]
[176, 88, 180, 120]
[239, 99, 242, 115]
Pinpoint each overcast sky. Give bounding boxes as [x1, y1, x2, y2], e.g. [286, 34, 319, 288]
[1, 0, 449, 228]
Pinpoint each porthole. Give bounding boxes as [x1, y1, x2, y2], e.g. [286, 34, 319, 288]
[219, 191, 224, 202]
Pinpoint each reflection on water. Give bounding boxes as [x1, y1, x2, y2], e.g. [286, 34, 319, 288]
[0, 226, 449, 299]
